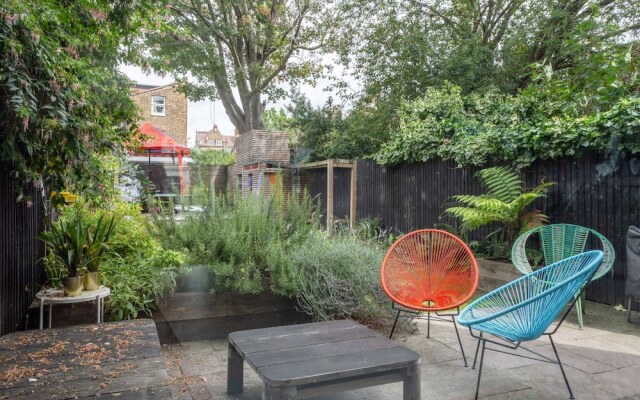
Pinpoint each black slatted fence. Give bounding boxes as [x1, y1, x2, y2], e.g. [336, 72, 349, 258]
[307, 154, 640, 308]
[0, 163, 45, 336]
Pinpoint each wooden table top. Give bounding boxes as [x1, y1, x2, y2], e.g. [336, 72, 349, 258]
[0, 320, 172, 399]
[228, 319, 420, 387]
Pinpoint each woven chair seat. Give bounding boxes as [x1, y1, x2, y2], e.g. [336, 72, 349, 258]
[511, 224, 614, 329]
[381, 229, 479, 312]
[459, 250, 604, 341]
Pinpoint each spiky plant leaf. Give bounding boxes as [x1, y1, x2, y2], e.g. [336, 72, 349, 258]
[530, 181, 556, 194]
[509, 192, 545, 216]
[452, 195, 509, 211]
[446, 206, 510, 232]
[476, 167, 522, 203]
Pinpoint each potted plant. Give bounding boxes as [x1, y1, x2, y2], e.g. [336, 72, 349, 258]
[38, 213, 117, 296]
[83, 214, 117, 290]
[38, 217, 88, 296]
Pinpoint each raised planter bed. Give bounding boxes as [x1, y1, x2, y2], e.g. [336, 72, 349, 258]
[476, 258, 521, 293]
[154, 265, 308, 343]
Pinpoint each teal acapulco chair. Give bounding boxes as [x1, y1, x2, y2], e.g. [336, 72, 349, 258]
[458, 250, 604, 400]
[511, 224, 614, 329]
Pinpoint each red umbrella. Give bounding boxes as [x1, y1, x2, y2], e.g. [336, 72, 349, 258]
[136, 123, 190, 194]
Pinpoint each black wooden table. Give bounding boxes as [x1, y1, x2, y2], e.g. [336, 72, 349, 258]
[227, 319, 421, 400]
[0, 320, 172, 399]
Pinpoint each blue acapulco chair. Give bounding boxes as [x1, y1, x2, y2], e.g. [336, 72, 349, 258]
[458, 250, 604, 400]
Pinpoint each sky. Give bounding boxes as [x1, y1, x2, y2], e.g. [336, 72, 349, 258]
[119, 61, 349, 147]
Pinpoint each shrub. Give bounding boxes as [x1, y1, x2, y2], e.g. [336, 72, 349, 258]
[189, 148, 236, 165]
[274, 231, 393, 327]
[153, 181, 319, 294]
[376, 82, 640, 168]
[101, 249, 185, 320]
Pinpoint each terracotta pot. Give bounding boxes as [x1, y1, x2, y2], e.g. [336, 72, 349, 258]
[83, 271, 101, 291]
[63, 276, 84, 297]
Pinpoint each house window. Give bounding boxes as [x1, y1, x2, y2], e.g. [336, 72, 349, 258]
[151, 96, 166, 116]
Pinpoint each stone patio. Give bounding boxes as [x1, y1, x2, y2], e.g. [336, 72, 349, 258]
[162, 301, 640, 399]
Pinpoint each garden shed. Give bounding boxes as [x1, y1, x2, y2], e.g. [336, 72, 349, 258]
[234, 130, 294, 197]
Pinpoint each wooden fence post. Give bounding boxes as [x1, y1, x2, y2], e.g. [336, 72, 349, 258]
[327, 159, 334, 236]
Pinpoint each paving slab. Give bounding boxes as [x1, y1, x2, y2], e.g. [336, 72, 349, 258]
[161, 300, 640, 399]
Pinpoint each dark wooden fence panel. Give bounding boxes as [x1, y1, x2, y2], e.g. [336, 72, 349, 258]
[308, 168, 352, 226]
[0, 164, 45, 336]
[307, 155, 640, 308]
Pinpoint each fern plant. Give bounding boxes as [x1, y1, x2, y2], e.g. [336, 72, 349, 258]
[445, 166, 555, 246]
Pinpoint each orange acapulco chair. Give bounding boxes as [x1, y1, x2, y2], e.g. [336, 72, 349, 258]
[381, 229, 479, 366]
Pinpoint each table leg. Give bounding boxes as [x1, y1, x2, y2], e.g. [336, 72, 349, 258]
[39, 299, 44, 330]
[48, 304, 53, 328]
[99, 298, 104, 323]
[96, 295, 100, 324]
[227, 343, 244, 395]
[403, 362, 421, 400]
[263, 385, 297, 400]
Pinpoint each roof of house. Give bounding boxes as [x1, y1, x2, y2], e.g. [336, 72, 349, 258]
[196, 125, 236, 148]
[131, 83, 180, 96]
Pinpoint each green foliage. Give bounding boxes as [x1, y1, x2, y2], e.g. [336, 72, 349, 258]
[153, 180, 319, 295]
[140, 1, 333, 133]
[42, 253, 66, 288]
[55, 199, 186, 320]
[376, 82, 640, 167]
[38, 207, 117, 277]
[327, 1, 640, 163]
[0, 0, 149, 196]
[101, 249, 185, 321]
[65, 152, 146, 208]
[189, 148, 236, 166]
[263, 108, 294, 132]
[445, 167, 555, 245]
[274, 230, 392, 326]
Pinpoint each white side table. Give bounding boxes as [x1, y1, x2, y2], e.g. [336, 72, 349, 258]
[35, 286, 110, 329]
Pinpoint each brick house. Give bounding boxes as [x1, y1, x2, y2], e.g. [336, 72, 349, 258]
[130, 83, 188, 146]
[195, 124, 236, 152]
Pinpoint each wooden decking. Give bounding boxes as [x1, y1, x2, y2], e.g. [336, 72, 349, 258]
[0, 320, 172, 399]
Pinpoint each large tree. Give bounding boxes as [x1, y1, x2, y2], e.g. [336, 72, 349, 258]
[142, 0, 335, 133]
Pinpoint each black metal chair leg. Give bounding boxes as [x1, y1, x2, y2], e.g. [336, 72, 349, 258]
[451, 316, 468, 367]
[474, 339, 486, 400]
[549, 335, 574, 399]
[472, 332, 483, 369]
[390, 309, 401, 339]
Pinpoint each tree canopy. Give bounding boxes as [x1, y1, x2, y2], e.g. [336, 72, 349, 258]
[282, 0, 640, 164]
[142, 0, 335, 133]
[1, 0, 152, 197]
